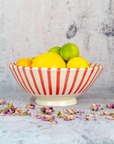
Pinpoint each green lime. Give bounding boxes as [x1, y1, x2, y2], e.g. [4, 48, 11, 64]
[48, 47, 61, 55]
[60, 43, 80, 62]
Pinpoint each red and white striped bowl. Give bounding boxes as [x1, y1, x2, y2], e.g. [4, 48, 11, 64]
[8, 63, 104, 106]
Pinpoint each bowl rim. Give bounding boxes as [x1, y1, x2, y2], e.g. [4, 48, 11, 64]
[8, 62, 105, 70]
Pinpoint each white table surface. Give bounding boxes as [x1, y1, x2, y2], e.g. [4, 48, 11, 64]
[0, 91, 114, 144]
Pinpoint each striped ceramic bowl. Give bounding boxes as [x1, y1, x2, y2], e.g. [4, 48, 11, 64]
[9, 63, 104, 106]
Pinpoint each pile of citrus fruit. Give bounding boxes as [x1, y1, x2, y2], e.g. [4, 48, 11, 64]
[16, 43, 91, 68]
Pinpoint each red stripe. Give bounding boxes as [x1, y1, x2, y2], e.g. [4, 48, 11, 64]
[56, 68, 61, 95]
[11, 65, 28, 93]
[38, 68, 46, 95]
[22, 67, 35, 94]
[90, 63, 92, 66]
[78, 67, 95, 93]
[9, 65, 24, 90]
[73, 68, 88, 94]
[97, 64, 101, 67]
[81, 67, 100, 93]
[62, 68, 70, 95]
[29, 67, 41, 95]
[93, 63, 97, 67]
[68, 69, 79, 94]
[84, 65, 103, 92]
[47, 68, 52, 95]
[17, 66, 31, 94]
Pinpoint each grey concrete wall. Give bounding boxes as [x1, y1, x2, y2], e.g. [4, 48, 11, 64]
[0, 0, 114, 96]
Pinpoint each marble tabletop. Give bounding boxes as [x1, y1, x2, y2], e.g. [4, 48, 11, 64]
[0, 91, 114, 144]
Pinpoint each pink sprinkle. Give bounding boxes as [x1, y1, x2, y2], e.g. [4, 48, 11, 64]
[84, 117, 89, 121]
[0, 112, 5, 116]
[0, 99, 6, 105]
[91, 103, 99, 111]
[53, 121, 58, 125]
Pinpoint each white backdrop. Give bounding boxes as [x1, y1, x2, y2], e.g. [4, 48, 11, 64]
[0, 0, 114, 96]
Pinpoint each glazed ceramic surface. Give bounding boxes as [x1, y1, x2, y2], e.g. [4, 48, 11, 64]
[8, 63, 104, 106]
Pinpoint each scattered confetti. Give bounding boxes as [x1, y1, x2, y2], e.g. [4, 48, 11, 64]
[35, 115, 43, 119]
[7, 103, 14, 113]
[0, 101, 114, 124]
[0, 99, 6, 105]
[0, 108, 9, 114]
[75, 116, 80, 118]
[98, 112, 106, 116]
[15, 108, 22, 115]
[99, 105, 103, 110]
[0, 112, 5, 116]
[0, 102, 33, 116]
[40, 107, 54, 115]
[89, 113, 95, 117]
[84, 117, 89, 121]
[106, 103, 114, 109]
[64, 114, 75, 121]
[106, 116, 114, 120]
[53, 121, 58, 125]
[91, 103, 99, 111]
[66, 108, 76, 114]
[26, 103, 35, 109]
[29, 113, 33, 116]
[77, 110, 85, 115]
[42, 115, 55, 122]
[94, 116, 97, 121]
[57, 111, 64, 118]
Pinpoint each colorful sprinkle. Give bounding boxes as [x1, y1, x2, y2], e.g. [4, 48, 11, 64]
[89, 113, 95, 117]
[53, 121, 58, 125]
[106, 116, 114, 120]
[77, 110, 85, 115]
[106, 103, 114, 109]
[26, 103, 35, 109]
[40, 107, 54, 115]
[64, 114, 75, 121]
[7, 103, 14, 113]
[0, 99, 6, 105]
[29, 113, 33, 116]
[66, 108, 76, 114]
[99, 105, 103, 108]
[84, 117, 89, 121]
[42, 115, 55, 122]
[94, 116, 97, 121]
[75, 116, 80, 118]
[98, 112, 106, 116]
[91, 103, 99, 111]
[15, 108, 22, 115]
[0, 108, 9, 114]
[21, 111, 29, 116]
[35, 115, 43, 119]
[57, 111, 64, 118]
[0, 112, 5, 116]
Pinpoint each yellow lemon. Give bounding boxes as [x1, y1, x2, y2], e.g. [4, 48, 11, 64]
[30, 57, 36, 62]
[48, 46, 61, 55]
[31, 52, 66, 68]
[16, 58, 32, 67]
[60, 43, 80, 62]
[67, 57, 91, 68]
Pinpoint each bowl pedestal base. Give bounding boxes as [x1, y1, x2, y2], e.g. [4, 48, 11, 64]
[35, 97, 77, 106]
